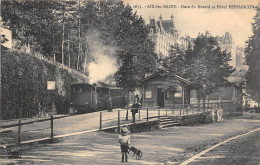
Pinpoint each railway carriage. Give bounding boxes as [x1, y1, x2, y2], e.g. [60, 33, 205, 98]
[69, 83, 129, 113]
[70, 83, 96, 113]
[109, 87, 129, 108]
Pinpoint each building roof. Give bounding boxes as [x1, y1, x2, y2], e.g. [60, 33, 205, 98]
[161, 20, 174, 33]
[216, 32, 233, 45]
[140, 69, 191, 84]
[148, 17, 175, 34]
[150, 18, 156, 26]
[223, 32, 232, 44]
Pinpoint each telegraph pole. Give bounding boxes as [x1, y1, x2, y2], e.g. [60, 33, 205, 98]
[0, 0, 2, 120]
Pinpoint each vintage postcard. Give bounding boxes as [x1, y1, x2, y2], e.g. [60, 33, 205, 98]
[0, 0, 259, 164]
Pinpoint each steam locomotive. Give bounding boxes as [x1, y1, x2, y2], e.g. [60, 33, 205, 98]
[70, 83, 128, 113]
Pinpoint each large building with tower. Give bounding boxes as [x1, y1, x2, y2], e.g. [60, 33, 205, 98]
[147, 15, 193, 60]
[216, 32, 236, 67]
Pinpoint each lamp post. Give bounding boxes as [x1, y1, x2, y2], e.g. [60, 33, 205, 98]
[0, 36, 1, 120]
[0, 8, 3, 119]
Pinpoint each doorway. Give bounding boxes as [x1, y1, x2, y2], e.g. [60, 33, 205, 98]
[157, 88, 164, 107]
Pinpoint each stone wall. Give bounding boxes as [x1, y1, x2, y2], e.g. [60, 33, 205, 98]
[171, 112, 212, 126]
[1, 50, 89, 119]
[102, 120, 160, 134]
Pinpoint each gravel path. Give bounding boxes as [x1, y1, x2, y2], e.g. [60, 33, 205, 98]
[0, 113, 259, 165]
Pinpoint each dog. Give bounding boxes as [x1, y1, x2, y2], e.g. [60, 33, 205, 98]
[128, 147, 143, 160]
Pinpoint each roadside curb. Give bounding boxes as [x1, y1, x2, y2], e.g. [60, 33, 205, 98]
[180, 127, 260, 165]
[0, 129, 100, 151]
[0, 109, 124, 129]
[161, 126, 260, 165]
[0, 119, 159, 151]
[0, 115, 70, 129]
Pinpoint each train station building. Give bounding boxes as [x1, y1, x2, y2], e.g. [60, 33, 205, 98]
[141, 70, 191, 108]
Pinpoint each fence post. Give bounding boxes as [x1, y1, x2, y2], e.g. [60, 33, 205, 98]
[207, 99, 210, 112]
[100, 112, 102, 130]
[210, 103, 212, 116]
[139, 109, 140, 119]
[158, 108, 160, 119]
[147, 108, 148, 121]
[126, 109, 128, 121]
[118, 110, 120, 126]
[198, 103, 200, 113]
[51, 116, 54, 138]
[211, 103, 214, 122]
[180, 108, 182, 117]
[18, 119, 21, 144]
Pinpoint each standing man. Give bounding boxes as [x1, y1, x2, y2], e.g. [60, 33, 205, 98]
[107, 97, 112, 112]
[135, 94, 139, 104]
[131, 98, 139, 123]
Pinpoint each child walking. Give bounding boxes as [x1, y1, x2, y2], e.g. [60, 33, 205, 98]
[118, 127, 130, 162]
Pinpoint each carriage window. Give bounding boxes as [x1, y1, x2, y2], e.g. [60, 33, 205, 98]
[110, 89, 122, 96]
[74, 86, 86, 93]
[96, 88, 101, 94]
[110, 90, 115, 96]
[74, 86, 82, 92]
[82, 88, 87, 92]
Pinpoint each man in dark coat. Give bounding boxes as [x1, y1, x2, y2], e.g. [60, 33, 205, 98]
[131, 99, 139, 123]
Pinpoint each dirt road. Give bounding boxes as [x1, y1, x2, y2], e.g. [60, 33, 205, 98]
[0, 113, 259, 165]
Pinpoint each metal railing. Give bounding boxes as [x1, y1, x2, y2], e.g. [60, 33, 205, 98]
[11, 116, 54, 144]
[2, 102, 226, 145]
[98, 103, 220, 129]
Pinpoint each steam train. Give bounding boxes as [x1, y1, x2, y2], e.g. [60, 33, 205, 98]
[70, 83, 128, 113]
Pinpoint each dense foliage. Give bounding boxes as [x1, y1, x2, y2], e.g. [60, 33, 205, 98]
[162, 44, 188, 93]
[163, 32, 235, 108]
[1, 49, 84, 119]
[245, 5, 260, 103]
[1, 0, 62, 57]
[188, 32, 235, 94]
[1, 0, 157, 91]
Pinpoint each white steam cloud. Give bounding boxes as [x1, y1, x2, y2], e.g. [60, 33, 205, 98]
[88, 51, 117, 84]
[86, 31, 118, 84]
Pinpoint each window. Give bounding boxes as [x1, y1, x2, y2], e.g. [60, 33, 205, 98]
[110, 89, 122, 97]
[150, 28, 154, 34]
[164, 92, 169, 99]
[145, 90, 152, 98]
[74, 86, 83, 93]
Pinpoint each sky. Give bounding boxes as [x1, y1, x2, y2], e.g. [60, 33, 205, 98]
[124, 0, 258, 46]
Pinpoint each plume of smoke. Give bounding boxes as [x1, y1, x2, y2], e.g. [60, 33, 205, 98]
[85, 30, 118, 84]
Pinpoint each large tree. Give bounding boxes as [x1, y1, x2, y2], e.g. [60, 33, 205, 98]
[187, 32, 235, 109]
[80, 1, 157, 90]
[245, 4, 260, 106]
[163, 44, 188, 76]
[1, 0, 63, 57]
[2, 0, 157, 89]
[161, 43, 189, 95]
